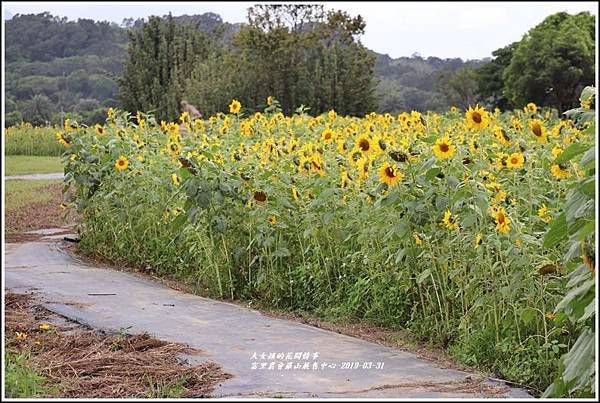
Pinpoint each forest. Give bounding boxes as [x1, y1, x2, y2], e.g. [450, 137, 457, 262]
[4, 7, 596, 125]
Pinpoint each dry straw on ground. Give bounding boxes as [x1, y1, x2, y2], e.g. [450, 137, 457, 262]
[5, 292, 230, 398]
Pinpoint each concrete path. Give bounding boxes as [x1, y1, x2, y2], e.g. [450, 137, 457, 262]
[5, 172, 64, 181]
[4, 232, 531, 398]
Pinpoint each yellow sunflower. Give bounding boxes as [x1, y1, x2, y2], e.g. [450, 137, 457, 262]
[291, 186, 300, 202]
[55, 131, 70, 147]
[506, 152, 525, 169]
[378, 162, 404, 186]
[538, 204, 552, 223]
[267, 215, 277, 225]
[115, 156, 129, 171]
[443, 210, 459, 230]
[95, 124, 105, 136]
[529, 119, 547, 142]
[229, 99, 241, 114]
[550, 164, 571, 179]
[413, 233, 423, 246]
[525, 102, 537, 114]
[551, 145, 563, 160]
[168, 141, 181, 156]
[356, 157, 369, 181]
[321, 128, 336, 144]
[432, 136, 456, 160]
[474, 233, 482, 248]
[465, 105, 489, 130]
[354, 134, 372, 154]
[171, 173, 181, 186]
[493, 126, 512, 146]
[493, 207, 510, 234]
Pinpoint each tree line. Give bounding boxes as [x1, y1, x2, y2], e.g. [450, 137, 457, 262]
[118, 5, 378, 120]
[4, 7, 595, 126]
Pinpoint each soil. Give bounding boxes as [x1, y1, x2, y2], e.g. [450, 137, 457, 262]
[5, 183, 77, 242]
[5, 292, 231, 398]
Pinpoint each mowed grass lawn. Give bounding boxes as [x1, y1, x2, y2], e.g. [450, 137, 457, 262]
[4, 156, 63, 176]
[4, 180, 61, 212]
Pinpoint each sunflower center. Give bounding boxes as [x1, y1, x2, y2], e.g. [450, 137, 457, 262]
[118, 160, 125, 166]
[359, 139, 370, 152]
[532, 123, 542, 137]
[385, 166, 396, 178]
[511, 157, 518, 164]
[325, 132, 332, 140]
[472, 112, 482, 124]
[254, 191, 267, 202]
[439, 143, 449, 153]
[497, 213, 505, 224]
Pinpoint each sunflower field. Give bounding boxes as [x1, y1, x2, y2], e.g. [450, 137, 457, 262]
[61, 92, 596, 394]
[5, 122, 65, 156]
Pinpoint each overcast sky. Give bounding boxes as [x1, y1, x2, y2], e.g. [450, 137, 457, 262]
[3, 1, 598, 60]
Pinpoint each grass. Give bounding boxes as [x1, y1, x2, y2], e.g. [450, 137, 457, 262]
[4, 350, 53, 398]
[4, 155, 63, 176]
[4, 180, 61, 212]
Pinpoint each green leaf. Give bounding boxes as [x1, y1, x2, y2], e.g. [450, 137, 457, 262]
[561, 329, 595, 389]
[576, 219, 595, 241]
[460, 213, 477, 228]
[579, 146, 595, 169]
[555, 143, 591, 165]
[579, 176, 595, 198]
[274, 247, 291, 258]
[425, 167, 441, 180]
[543, 212, 568, 248]
[416, 269, 431, 285]
[419, 157, 436, 172]
[380, 191, 399, 207]
[520, 307, 537, 324]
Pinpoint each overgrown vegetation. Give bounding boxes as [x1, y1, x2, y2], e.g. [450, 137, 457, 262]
[62, 95, 595, 394]
[4, 350, 52, 398]
[4, 123, 65, 156]
[542, 86, 596, 398]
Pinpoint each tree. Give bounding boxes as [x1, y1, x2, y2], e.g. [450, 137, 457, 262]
[436, 66, 479, 110]
[117, 15, 212, 121]
[475, 42, 517, 110]
[218, 4, 377, 116]
[503, 12, 595, 112]
[22, 94, 54, 125]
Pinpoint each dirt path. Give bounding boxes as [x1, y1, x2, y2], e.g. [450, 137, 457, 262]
[4, 230, 531, 398]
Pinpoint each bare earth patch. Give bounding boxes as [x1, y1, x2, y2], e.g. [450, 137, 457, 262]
[5, 292, 231, 398]
[5, 183, 77, 242]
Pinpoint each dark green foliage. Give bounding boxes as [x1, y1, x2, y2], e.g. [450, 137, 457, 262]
[147, 5, 379, 117]
[5, 9, 596, 125]
[503, 12, 595, 112]
[117, 15, 214, 121]
[375, 53, 486, 113]
[436, 66, 480, 110]
[475, 43, 517, 110]
[5, 12, 127, 126]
